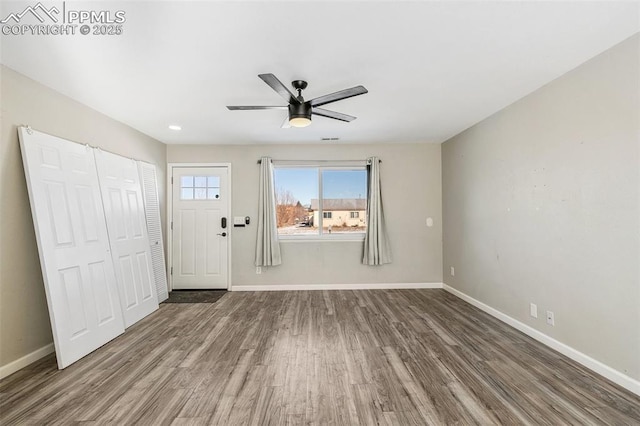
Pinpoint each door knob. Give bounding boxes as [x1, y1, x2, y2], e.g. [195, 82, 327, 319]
[217, 232, 227, 237]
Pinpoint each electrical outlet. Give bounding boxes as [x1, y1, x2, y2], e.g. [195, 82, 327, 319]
[256, 266, 262, 275]
[530, 303, 537, 318]
[546, 311, 555, 326]
[450, 266, 455, 276]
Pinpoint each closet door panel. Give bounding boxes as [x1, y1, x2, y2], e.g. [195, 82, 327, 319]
[19, 127, 125, 369]
[95, 150, 159, 327]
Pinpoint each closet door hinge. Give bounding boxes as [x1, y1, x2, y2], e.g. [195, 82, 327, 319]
[171, 221, 173, 230]
[171, 176, 173, 185]
[170, 266, 173, 275]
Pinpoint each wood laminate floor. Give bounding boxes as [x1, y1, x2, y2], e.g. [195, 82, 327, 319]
[1, 289, 639, 425]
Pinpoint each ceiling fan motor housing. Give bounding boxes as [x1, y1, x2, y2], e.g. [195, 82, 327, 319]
[289, 101, 312, 122]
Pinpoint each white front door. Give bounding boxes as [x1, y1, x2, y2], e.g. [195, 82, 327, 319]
[95, 150, 159, 327]
[171, 166, 229, 289]
[19, 128, 125, 369]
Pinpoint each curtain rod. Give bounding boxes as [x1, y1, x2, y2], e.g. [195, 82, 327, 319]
[257, 159, 381, 164]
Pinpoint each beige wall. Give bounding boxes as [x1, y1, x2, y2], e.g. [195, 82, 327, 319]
[0, 66, 167, 370]
[168, 143, 442, 287]
[442, 35, 639, 381]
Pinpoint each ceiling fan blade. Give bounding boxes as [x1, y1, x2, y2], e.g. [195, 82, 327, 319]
[227, 106, 288, 110]
[312, 108, 356, 122]
[258, 73, 301, 104]
[281, 115, 291, 128]
[310, 85, 368, 107]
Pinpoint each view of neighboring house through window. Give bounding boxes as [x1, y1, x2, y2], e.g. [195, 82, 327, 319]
[273, 165, 367, 238]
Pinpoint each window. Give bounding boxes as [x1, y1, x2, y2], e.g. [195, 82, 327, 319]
[273, 165, 367, 238]
[180, 176, 220, 200]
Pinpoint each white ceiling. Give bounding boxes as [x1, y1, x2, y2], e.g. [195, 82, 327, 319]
[1, 1, 638, 145]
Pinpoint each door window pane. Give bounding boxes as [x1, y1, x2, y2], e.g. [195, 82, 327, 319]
[194, 176, 207, 187]
[195, 188, 207, 199]
[208, 188, 220, 199]
[181, 188, 194, 200]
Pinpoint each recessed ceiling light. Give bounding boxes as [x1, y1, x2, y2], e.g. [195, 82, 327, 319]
[168, 124, 182, 131]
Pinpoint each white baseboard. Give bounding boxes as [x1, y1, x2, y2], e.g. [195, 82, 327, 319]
[232, 282, 444, 292]
[0, 343, 54, 380]
[443, 284, 640, 396]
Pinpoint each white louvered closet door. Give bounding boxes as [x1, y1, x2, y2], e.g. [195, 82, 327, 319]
[138, 162, 169, 302]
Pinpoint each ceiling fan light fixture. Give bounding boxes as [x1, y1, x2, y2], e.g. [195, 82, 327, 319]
[288, 101, 312, 128]
[289, 117, 311, 127]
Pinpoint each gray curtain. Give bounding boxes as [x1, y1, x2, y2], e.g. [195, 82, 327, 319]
[363, 157, 392, 265]
[255, 157, 282, 266]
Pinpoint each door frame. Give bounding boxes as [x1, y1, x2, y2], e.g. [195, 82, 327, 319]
[167, 163, 232, 291]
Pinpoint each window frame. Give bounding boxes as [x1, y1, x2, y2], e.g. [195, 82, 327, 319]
[179, 175, 221, 201]
[274, 163, 368, 241]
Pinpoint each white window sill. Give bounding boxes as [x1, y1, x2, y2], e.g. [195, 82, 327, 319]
[278, 235, 365, 243]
